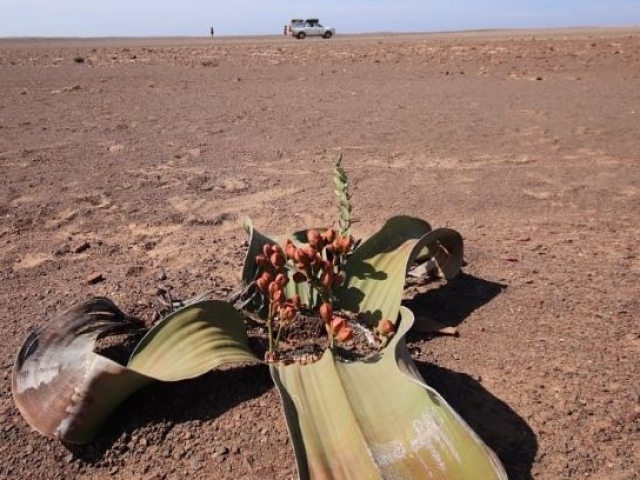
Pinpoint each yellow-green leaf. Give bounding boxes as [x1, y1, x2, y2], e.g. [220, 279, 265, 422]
[128, 300, 258, 381]
[271, 307, 506, 480]
[338, 215, 463, 326]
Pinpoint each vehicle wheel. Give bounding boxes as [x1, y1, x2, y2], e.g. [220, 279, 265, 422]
[323, 31, 333, 39]
[297, 32, 306, 40]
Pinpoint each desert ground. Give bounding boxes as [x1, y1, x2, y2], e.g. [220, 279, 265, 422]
[1, 27, 639, 479]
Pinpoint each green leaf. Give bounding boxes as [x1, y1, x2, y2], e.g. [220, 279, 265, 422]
[241, 217, 278, 286]
[128, 300, 258, 381]
[338, 215, 463, 326]
[271, 307, 506, 480]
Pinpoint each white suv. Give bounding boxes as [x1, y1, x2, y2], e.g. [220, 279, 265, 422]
[289, 18, 335, 39]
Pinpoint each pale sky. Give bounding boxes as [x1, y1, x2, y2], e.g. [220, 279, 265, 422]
[1, 0, 639, 37]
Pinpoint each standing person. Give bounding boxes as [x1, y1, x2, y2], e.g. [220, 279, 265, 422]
[210, 26, 214, 37]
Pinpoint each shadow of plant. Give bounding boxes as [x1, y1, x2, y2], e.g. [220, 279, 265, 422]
[67, 363, 271, 462]
[404, 272, 506, 327]
[414, 360, 537, 480]
[405, 272, 536, 478]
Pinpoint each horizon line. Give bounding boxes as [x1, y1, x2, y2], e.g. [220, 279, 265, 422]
[1, 24, 639, 41]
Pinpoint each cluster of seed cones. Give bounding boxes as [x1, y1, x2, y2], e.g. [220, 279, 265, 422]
[254, 228, 396, 362]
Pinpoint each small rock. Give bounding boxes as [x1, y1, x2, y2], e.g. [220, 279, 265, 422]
[72, 241, 90, 254]
[86, 272, 105, 284]
[109, 144, 125, 153]
[215, 445, 229, 455]
[172, 448, 184, 460]
[500, 255, 519, 262]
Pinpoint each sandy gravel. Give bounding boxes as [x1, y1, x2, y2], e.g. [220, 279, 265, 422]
[1, 27, 639, 479]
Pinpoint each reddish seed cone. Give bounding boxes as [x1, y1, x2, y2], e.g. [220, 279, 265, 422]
[272, 290, 285, 305]
[291, 293, 302, 307]
[322, 228, 337, 243]
[332, 238, 343, 255]
[275, 273, 288, 288]
[284, 305, 296, 320]
[330, 316, 347, 333]
[303, 245, 317, 260]
[339, 235, 353, 253]
[268, 281, 280, 298]
[336, 326, 354, 342]
[319, 303, 333, 323]
[377, 319, 396, 336]
[307, 229, 322, 247]
[255, 254, 267, 266]
[270, 252, 286, 268]
[256, 277, 269, 292]
[256, 271, 273, 292]
[285, 242, 297, 260]
[320, 271, 333, 290]
[294, 248, 310, 265]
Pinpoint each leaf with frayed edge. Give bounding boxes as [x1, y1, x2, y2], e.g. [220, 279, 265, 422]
[13, 298, 259, 444]
[271, 306, 507, 480]
[12, 298, 153, 444]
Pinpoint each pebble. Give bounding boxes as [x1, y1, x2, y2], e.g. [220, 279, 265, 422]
[189, 458, 202, 471]
[86, 272, 105, 284]
[215, 445, 229, 456]
[72, 241, 90, 253]
[108, 144, 125, 153]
